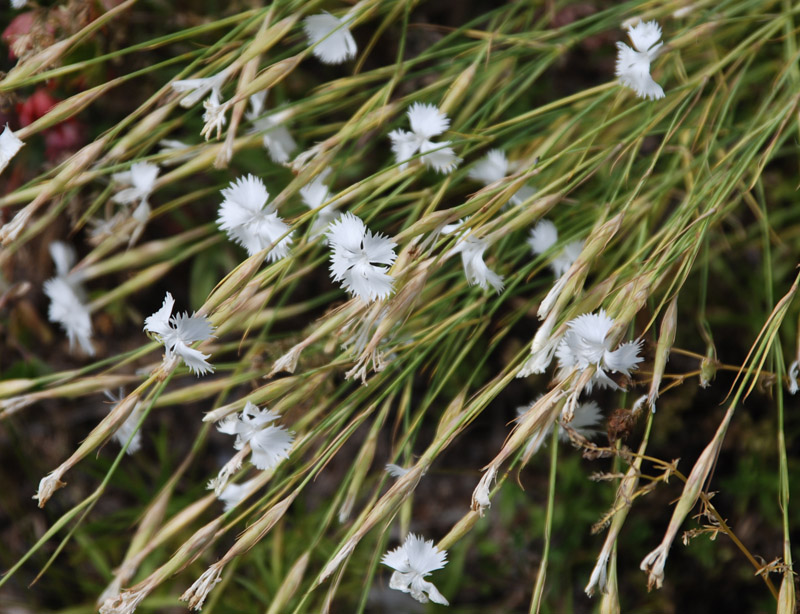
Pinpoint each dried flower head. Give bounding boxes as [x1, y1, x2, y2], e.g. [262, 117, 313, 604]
[303, 12, 357, 64]
[327, 212, 397, 302]
[217, 174, 293, 261]
[144, 292, 215, 376]
[388, 103, 460, 174]
[381, 534, 449, 605]
[615, 20, 665, 100]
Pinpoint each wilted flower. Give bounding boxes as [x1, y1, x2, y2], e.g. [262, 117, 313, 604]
[517, 399, 603, 457]
[144, 292, 215, 376]
[388, 103, 460, 174]
[217, 174, 293, 261]
[217, 402, 294, 470]
[0, 124, 24, 175]
[556, 309, 643, 390]
[200, 89, 228, 141]
[171, 67, 231, 108]
[443, 220, 504, 293]
[381, 534, 449, 605]
[303, 12, 357, 64]
[300, 167, 341, 237]
[615, 20, 665, 100]
[468, 149, 536, 206]
[43, 241, 94, 356]
[327, 212, 397, 302]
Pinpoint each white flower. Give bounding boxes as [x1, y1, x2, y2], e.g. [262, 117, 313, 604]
[327, 212, 397, 302]
[201, 89, 229, 141]
[171, 67, 231, 108]
[388, 103, 460, 174]
[11, 0, 28, 8]
[528, 220, 584, 278]
[385, 463, 410, 478]
[112, 161, 159, 205]
[217, 402, 294, 470]
[44, 241, 94, 356]
[443, 220, 503, 293]
[300, 167, 341, 237]
[0, 124, 24, 175]
[250, 109, 297, 163]
[381, 534, 449, 605]
[468, 149, 535, 206]
[556, 309, 643, 391]
[517, 400, 603, 457]
[144, 292, 215, 376]
[105, 389, 143, 454]
[615, 20, 665, 100]
[217, 174, 293, 261]
[158, 139, 194, 165]
[303, 12, 357, 64]
[218, 476, 260, 511]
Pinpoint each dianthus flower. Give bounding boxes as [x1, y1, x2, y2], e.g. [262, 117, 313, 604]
[615, 20, 665, 100]
[327, 212, 397, 302]
[468, 149, 536, 206]
[217, 402, 294, 471]
[443, 219, 503, 293]
[0, 124, 24, 175]
[381, 534, 449, 605]
[303, 11, 357, 64]
[217, 174, 293, 261]
[144, 292, 215, 376]
[388, 103, 460, 174]
[556, 309, 643, 390]
[43, 241, 94, 356]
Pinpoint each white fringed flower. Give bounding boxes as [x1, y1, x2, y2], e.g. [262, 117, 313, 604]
[381, 534, 449, 605]
[217, 174, 293, 261]
[171, 67, 231, 108]
[615, 20, 665, 100]
[388, 103, 460, 174]
[517, 400, 603, 457]
[443, 220, 504, 293]
[556, 309, 643, 390]
[112, 161, 159, 205]
[105, 389, 143, 454]
[327, 212, 397, 302]
[304, 12, 357, 64]
[43, 241, 94, 356]
[528, 220, 584, 277]
[0, 124, 24, 175]
[218, 476, 260, 511]
[144, 292, 215, 376]
[300, 167, 340, 237]
[468, 149, 535, 206]
[385, 463, 410, 478]
[250, 108, 297, 163]
[217, 402, 294, 470]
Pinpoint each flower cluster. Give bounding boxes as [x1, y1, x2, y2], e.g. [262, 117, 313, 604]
[381, 534, 449, 605]
[144, 292, 215, 376]
[217, 402, 294, 470]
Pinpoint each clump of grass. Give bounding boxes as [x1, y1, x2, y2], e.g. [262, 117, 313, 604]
[1, 1, 799, 612]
